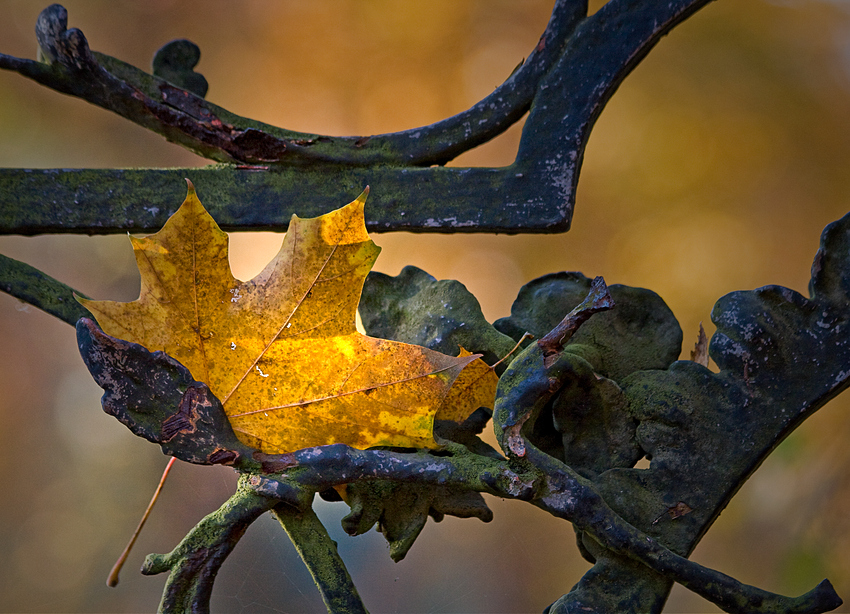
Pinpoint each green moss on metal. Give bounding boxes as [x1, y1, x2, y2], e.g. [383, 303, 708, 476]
[494, 272, 683, 382]
[142, 477, 277, 614]
[273, 502, 368, 614]
[360, 265, 516, 365]
[1, 163, 570, 235]
[0, 253, 89, 324]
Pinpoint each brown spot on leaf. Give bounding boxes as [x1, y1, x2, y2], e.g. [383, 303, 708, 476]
[161, 386, 203, 441]
[207, 448, 238, 465]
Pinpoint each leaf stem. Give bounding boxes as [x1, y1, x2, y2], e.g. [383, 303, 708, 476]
[489, 332, 534, 370]
[107, 456, 176, 587]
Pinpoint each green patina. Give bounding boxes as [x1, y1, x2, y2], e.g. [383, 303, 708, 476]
[273, 502, 367, 614]
[142, 477, 279, 614]
[360, 265, 516, 365]
[0, 163, 556, 236]
[0, 253, 88, 324]
[14, 217, 850, 613]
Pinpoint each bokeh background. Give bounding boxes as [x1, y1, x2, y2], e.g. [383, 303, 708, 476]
[2, 0, 850, 612]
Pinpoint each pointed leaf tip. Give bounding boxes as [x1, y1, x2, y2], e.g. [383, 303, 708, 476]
[356, 186, 370, 203]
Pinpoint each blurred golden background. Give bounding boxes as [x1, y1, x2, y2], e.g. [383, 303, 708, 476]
[2, 0, 850, 612]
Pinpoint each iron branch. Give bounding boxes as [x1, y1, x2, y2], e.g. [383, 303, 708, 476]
[0, 0, 713, 236]
[0, 1, 585, 168]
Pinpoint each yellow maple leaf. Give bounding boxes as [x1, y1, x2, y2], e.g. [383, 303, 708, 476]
[436, 348, 499, 423]
[79, 181, 477, 454]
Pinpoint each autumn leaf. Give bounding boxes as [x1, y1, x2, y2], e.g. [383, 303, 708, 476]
[435, 348, 498, 423]
[79, 181, 477, 454]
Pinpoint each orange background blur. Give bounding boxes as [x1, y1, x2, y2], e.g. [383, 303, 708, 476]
[2, 1, 850, 612]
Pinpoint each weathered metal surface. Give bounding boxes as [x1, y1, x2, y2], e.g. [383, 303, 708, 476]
[490, 278, 842, 613]
[7, 2, 847, 613]
[272, 503, 370, 614]
[360, 265, 516, 365]
[67, 210, 850, 614]
[151, 39, 208, 98]
[544, 213, 850, 612]
[76, 318, 259, 469]
[140, 476, 299, 614]
[0, 252, 89, 324]
[5, 2, 586, 169]
[494, 272, 683, 381]
[341, 478, 493, 563]
[76, 278, 846, 613]
[0, 165, 569, 235]
[0, 0, 713, 235]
